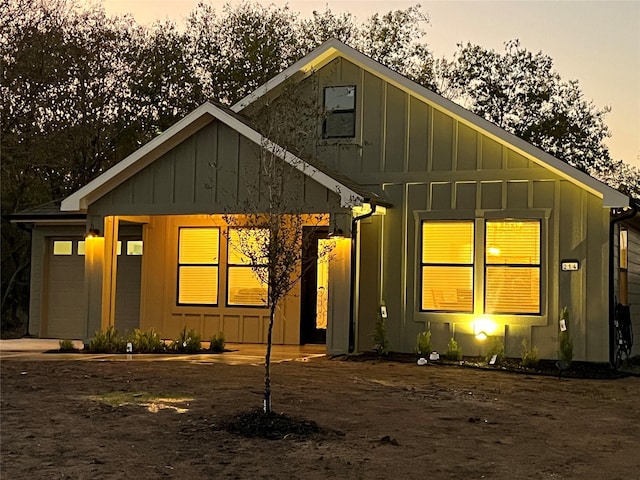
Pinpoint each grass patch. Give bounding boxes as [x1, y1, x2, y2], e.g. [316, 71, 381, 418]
[90, 392, 193, 413]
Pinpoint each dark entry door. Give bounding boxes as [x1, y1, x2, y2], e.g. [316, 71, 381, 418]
[300, 228, 330, 344]
[114, 235, 142, 333]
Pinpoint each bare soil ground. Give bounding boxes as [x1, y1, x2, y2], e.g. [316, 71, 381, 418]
[1, 357, 639, 480]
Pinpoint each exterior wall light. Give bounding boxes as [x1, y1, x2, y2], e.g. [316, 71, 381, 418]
[329, 228, 345, 238]
[85, 226, 101, 238]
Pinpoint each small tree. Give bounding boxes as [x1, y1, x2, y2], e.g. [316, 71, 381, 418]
[224, 212, 329, 413]
[221, 83, 344, 414]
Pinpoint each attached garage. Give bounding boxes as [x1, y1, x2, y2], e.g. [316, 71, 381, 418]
[45, 237, 86, 338]
[8, 205, 144, 340]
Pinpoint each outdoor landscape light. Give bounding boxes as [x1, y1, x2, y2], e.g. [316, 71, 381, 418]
[475, 330, 488, 341]
[474, 317, 496, 340]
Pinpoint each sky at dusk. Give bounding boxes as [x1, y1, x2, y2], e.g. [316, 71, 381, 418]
[101, 0, 640, 168]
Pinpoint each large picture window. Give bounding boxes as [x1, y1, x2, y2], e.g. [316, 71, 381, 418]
[420, 221, 474, 312]
[177, 228, 219, 305]
[323, 86, 356, 138]
[227, 228, 269, 307]
[485, 220, 541, 314]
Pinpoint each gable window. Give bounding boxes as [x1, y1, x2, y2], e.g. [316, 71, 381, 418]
[323, 86, 356, 138]
[177, 228, 219, 305]
[227, 228, 269, 307]
[420, 221, 474, 312]
[485, 220, 541, 314]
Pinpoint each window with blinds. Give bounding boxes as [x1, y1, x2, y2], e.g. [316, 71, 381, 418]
[421, 221, 474, 312]
[485, 220, 541, 314]
[227, 228, 269, 307]
[177, 228, 219, 305]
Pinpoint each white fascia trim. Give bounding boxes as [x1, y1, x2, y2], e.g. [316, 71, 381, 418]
[61, 101, 363, 212]
[231, 38, 342, 113]
[61, 103, 217, 212]
[211, 106, 363, 208]
[233, 39, 630, 209]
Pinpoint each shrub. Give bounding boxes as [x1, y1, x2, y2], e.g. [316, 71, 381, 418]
[485, 337, 505, 364]
[559, 307, 573, 366]
[521, 339, 539, 368]
[131, 328, 166, 353]
[170, 327, 202, 353]
[415, 330, 432, 356]
[58, 339, 78, 352]
[445, 338, 462, 361]
[209, 332, 226, 353]
[88, 326, 126, 353]
[372, 310, 389, 357]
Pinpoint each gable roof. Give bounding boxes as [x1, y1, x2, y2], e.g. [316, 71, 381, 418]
[6, 200, 86, 224]
[232, 38, 630, 208]
[61, 102, 368, 212]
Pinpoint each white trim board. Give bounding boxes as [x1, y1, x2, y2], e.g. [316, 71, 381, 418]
[61, 102, 364, 212]
[232, 38, 629, 208]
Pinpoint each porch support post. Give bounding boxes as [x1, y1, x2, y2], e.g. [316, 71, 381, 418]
[101, 216, 119, 330]
[326, 237, 351, 355]
[84, 215, 104, 342]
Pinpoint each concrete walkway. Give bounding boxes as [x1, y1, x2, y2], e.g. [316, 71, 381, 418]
[0, 338, 326, 365]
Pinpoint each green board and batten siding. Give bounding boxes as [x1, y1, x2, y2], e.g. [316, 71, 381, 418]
[307, 57, 611, 361]
[85, 119, 348, 345]
[89, 121, 341, 217]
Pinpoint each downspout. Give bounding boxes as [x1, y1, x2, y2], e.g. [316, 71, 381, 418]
[348, 202, 377, 353]
[608, 202, 638, 366]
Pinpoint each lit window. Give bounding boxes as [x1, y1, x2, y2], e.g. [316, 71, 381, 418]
[420, 221, 474, 312]
[127, 240, 143, 256]
[78, 241, 85, 255]
[53, 241, 73, 255]
[227, 228, 268, 307]
[323, 86, 356, 138]
[107, 241, 122, 255]
[177, 228, 219, 305]
[485, 220, 541, 314]
[620, 227, 628, 269]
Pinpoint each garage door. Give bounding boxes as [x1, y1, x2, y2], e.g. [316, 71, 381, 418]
[46, 238, 86, 339]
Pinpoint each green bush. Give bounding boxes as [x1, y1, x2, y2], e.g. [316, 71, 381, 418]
[170, 327, 202, 353]
[372, 312, 389, 357]
[58, 339, 78, 352]
[485, 337, 505, 364]
[130, 328, 166, 353]
[445, 338, 462, 361]
[415, 330, 432, 356]
[209, 332, 226, 353]
[521, 339, 539, 368]
[88, 326, 126, 353]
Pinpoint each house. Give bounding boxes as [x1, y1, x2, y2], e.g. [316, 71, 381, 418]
[12, 39, 640, 364]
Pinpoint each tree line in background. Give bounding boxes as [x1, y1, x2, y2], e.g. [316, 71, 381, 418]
[2, 0, 638, 335]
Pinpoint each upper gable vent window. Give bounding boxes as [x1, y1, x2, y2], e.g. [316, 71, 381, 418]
[323, 86, 356, 138]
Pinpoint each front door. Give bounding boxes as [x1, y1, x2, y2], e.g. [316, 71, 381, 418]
[114, 235, 143, 332]
[300, 228, 330, 344]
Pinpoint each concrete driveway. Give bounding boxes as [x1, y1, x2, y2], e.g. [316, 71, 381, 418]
[0, 338, 326, 365]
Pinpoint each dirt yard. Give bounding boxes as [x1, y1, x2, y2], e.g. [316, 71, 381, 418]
[1, 356, 639, 480]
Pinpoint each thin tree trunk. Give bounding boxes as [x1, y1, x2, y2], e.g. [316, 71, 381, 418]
[264, 303, 276, 414]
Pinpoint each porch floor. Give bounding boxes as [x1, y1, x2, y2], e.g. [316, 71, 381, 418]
[0, 339, 326, 364]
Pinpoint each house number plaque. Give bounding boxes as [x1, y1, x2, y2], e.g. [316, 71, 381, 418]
[561, 260, 580, 271]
